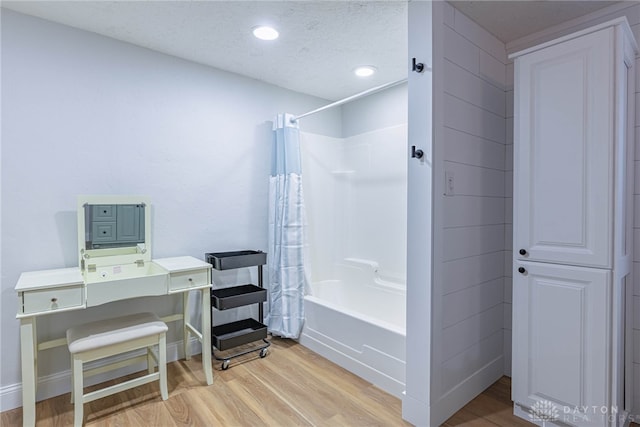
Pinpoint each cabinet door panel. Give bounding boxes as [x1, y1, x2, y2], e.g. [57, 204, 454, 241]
[514, 27, 613, 268]
[116, 204, 142, 242]
[512, 261, 610, 425]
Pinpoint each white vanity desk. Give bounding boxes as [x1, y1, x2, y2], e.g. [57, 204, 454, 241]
[15, 196, 213, 427]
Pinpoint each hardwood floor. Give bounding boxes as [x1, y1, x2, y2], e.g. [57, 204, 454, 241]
[442, 376, 529, 427]
[0, 338, 592, 427]
[2, 338, 410, 426]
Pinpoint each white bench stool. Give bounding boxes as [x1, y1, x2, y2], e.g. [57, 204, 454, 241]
[66, 312, 169, 426]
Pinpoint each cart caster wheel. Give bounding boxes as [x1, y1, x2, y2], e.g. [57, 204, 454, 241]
[221, 360, 230, 370]
[260, 348, 268, 358]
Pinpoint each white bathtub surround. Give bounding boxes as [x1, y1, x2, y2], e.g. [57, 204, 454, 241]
[299, 120, 408, 398]
[311, 259, 405, 331]
[300, 259, 406, 397]
[300, 125, 408, 285]
[266, 113, 307, 339]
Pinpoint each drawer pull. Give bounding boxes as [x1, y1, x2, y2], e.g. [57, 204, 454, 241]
[51, 297, 58, 303]
[188, 278, 193, 282]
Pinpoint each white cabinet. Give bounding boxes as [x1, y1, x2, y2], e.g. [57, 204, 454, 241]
[512, 262, 610, 425]
[511, 18, 637, 427]
[513, 27, 614, 269]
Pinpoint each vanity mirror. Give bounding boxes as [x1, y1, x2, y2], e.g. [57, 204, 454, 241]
[77, 195, 152, 270]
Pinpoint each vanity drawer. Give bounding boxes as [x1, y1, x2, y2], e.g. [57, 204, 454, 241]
[169, 269, 209, 291]
[92, 205, 116, 221]
[21, 285, 84, 315]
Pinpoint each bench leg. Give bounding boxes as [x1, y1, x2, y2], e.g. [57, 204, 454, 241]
[72, 356, 84, 427]
[147, 347, 154, 374]
[159, 334, 168, 400]
[70, 355, 74, 404]
[183, 293, 190, 361]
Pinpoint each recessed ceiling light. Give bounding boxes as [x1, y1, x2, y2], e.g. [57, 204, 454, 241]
[253, 26, 279, 41]
[354, 66, 377, 77]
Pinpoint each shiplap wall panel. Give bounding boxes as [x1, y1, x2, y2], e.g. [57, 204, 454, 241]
[437, 1, 508, 403]
[504, 226, 512, 252]
[504, 82, 514, 377]
[505, 145, 513, 171]
[442, 161, 505, 197]
[506, 94, 514, 122]
[443, 127, 505, 170]
[441, 331, 503, 392]
[504, 278, 513, 303]
[451, 9, 507, 64]
[504, 171, 513, 198]
[444, 60, 505, 116]
[442, 304, 504, 361]
[442, 251, 505, 295]
[443, 225, 505, 261]
[443, 25, 480, 75]
[444, 95, 505, 144]
[443, 196, 504, 228]
[636, 368, 640, 409]
[479, 52, 506, 89]
[442, 279, 503, 328]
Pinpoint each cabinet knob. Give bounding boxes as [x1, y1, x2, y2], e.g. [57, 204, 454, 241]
[51, 297, 58, 303]
[518, 267, 526, 274]
[188, 278, 193, 282]
[519, 249, 527, 256]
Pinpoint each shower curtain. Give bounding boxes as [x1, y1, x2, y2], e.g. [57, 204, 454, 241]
[266, 113, 306, 339]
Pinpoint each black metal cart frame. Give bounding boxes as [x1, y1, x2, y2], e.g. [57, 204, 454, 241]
[206, 251, 271, 370]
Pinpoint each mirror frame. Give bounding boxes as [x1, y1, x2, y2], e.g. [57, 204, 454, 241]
[77, 195, 152, 270]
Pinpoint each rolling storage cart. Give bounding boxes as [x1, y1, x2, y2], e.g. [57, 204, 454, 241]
[205, 250, 270, 370]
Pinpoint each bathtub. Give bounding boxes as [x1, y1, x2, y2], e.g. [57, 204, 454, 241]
[299, 259, 406, 398]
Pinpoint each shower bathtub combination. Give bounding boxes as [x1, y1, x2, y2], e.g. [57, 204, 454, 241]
[298, 123, 408, 398]
[299, 258, 406, 397]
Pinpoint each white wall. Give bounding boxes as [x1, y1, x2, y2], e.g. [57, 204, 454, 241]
[429, 2, 508, 424]
[0, 9, 342, 410]
[341, 82, 408, 138]
[403, 1, 432, 424]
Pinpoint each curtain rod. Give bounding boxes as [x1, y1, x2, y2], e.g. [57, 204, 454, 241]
[290, 78, 408, 123]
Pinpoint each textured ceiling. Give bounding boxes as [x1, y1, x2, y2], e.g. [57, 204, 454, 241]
[450, 1, 621, 43]
[1, 1, 625, 102]
[2, 1, 408, 101]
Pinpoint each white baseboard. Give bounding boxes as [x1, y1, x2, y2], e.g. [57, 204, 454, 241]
[402, 391, 430, 426]
[0, 338, 202, 413]
[430, 355, 504, 426]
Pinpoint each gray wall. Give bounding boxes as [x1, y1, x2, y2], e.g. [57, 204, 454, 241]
[0, 9, 342, 408]
[341, 82, 407, 138]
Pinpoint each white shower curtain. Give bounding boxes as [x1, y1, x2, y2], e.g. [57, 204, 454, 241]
[266, 113, 306, 338]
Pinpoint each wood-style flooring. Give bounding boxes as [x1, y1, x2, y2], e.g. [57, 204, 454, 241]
[0, 338, 561, 426]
